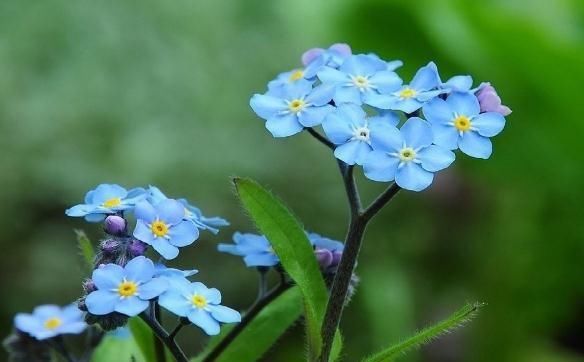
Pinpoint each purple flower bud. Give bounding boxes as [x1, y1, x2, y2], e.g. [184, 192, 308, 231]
[104, 215, 126, 235]
[82, 279, 96, 293]
[99, 239, 119, 254]
[332, 250, 343, 266]
[476, 83, 512, 116]
[315, 248, 333, 269]
[301, 43, 352, 66]
[128, 239, 147, 257]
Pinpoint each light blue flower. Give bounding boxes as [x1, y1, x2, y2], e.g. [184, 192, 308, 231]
[218, 232, 279, 267]
[366, 62, 443, 113]
[302, 43, 352, 78]
[133, 199, 200, 260]
[85, 256, 168, 317]
[363, 117, 455, 191]
[66, 184, 146, 222]
[158, 281, 241, 336]
[317, 54, 402, 105]
[147, 186, 229, 234]
[250, 79, 335, 137]
[322, 104, 400, 165]
[423, 92, 506, 159]
[14, 304, 87, 340]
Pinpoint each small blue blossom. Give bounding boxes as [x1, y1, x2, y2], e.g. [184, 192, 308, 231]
[363, 117, 455, 191]
[302, 43, 352, 78]
[133, 199, 200, 260]
[14, 304, 87, 340]
[322, 104, 400, 165]
[366, 62, 443, 113]
[218, 232, 279, 267]
[250, 79, 335, 137]
[147, 186, 229, 234]
[158, 281, 241, 336]
[317, 54, 402, 105]
[85, 256, 168, 317]
[66, 184, 146, 222]
[423, 92, 506, 159]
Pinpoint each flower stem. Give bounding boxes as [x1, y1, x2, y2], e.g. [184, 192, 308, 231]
[139, 311, 187, 362]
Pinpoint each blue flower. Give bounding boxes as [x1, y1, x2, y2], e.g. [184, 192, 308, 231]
[366, 62, 443, 113]
[218, 232, 279, 267]
[317, 54, 402, 105]
[302, 43, 352, 78]
[147, 186, 229, 234]
[423, 92, 506, 159]
[133, 199, 200, 260]
[66, 184, 146, 222]
[85, 256, 168, 317]
[158, 281, 241, 336]
[363, 117, 455, 191]
[14, 304, 87, 340]
[322, 104, 400, 165]
[250, 79, 335, 137]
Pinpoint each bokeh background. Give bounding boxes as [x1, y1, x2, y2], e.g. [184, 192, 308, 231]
[1, 0, 583, 361]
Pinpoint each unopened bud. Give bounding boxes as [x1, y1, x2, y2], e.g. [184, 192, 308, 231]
[128, 239, 147, 257]
[104, 216, 126, 235]
[315, 248, 333, 269]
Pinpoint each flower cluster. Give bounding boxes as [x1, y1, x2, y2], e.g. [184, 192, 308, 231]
[250, 44, 510, 191]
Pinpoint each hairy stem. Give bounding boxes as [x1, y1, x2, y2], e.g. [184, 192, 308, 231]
[152, 302, 166, 362]
[139, 312, 187, 362]
[306, 128, 334, 150]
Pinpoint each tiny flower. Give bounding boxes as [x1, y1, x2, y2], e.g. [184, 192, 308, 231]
[158, 281, 241, 336]
[250, 79, 335, 137]
[302, 43, 352, 78]
[366, 62, 443, 113]
[14, 304, 87, 340]
[218, 232, 279, 267]
[423, 92, 507, 159]
[85, 256, 168, 317]
[363, 117, 455, 191]
[66, 184, 146, 222]
[308, 233, 344, 272]
[133, 199, 199, 260]
[317, 54, 402, 105]
[476, 83, 512, 116]
[104, 215, 126, 235]
[147, 186, 229, 234]
[322, 104, 400, 165]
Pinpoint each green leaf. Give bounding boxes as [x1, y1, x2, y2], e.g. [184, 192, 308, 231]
[127, 317, 156, 362]
[363, 302, 485, 362]
[75, 229, 95, 273]
[233, 177, 341, 360]
[91, 329, 146, 362]
[192, 286, 304, 362]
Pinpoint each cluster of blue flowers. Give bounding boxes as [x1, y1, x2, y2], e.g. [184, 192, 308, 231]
[251, 44, 511, 191]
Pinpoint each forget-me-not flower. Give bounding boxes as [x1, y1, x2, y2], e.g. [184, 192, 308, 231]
[85, 256, 167, 317]
[317, 54, 402, 105]
[475, 83, 512, 116]
[267, 69, 314, 95]
[66, 184, 146, 222]
[218, 232, 279, 267]
[250, 79, 335, 137]
[308, 233, 344, 271]
[363, 117, 455, 191]
[423, 92, 506, 159]
[322, 104, 400, 165]
[366, 62, 443, 113]
[158, 281, 241, 335]
[133, 199, 200, 260]
[14, 304, 87, 340]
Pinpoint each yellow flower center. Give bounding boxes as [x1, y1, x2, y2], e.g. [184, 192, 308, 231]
[399, 147, 417, 162]
[102, 197, 122, 208]
[191, 294, 207, 308]
[117, 280, 138, 297]
[44, 317, 62, 330]
[399, 87, 417, 99]
[151, 220, 169, 237]
[453, 115, 472, 131]
[288, 99, 306, 113]
[353, 75, 369, 89]
[289, 69, 304, 81]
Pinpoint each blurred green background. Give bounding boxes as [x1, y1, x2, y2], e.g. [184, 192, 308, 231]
[1, 0, 583, 361]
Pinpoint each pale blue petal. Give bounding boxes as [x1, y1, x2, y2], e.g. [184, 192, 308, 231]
[85, 290, 117, 315]
[138, 278, 167, 300]
[472, 112, 506, 137]
[124, 256, 155, 283]
[250, 94, 286, 119]
[444, 75, 473, 91]
[423, 98, 452, 125]
[157, 199, 184, 225]
[133, 220, 154, 244]
[209, 305, 241, 323]
[168, 221, 199, 247]
[91, 184, 128, 205]
[392, 98, 424, 113]
[370, 110, 399, 127]
[244, 253, 279, 267]
[151, 238, 179, 260]
[395, 163, 434, 191]
[417, 145, 456, 172]
[298, 105, 334, 127]
[265, 114, 303, 138]
[159, 290, 191, 317]
[369, 71, 402, 93]
[33, 305, 61, 319]
[65, 204, 91, 217]
[334, 140, 372, 165]
[317, 67, 347, 84]
[202, 288, 222, 304]
[368, 122, 402, 153]
[84, 189, 96, 204]
[217, 243, 243, 256]
[459, 131, 493, 159]
[363, 151, 399, 182]
[410, 62, 440, 91]
[85, 213, 107, 222]
[322, 112, 354, 144]
[61, 304, 84, 322]
[386, 60, 403, 71]
[364, 93, 393, 109]
[190, 282, 208, 295]
[400, 117, 433, 148]
[14, 314, 42, 334]
[148, 186, 168, 204]
[416, 89, 444, 102]
[306, 83, 335, 106]
[92, 264, 124, 290]
[114, 297, 149, 317]
[134, 201, 156, 223]
[56, 322, 87, 335]
[431, 124, 459, 150]
[446, 92, 480, 117]
[284, 79, 313, 99]
[339, 104, 367, 125]
[334, 86, 362, 105]
[340, 54, 385, 76]
[188, 309, 220, 335]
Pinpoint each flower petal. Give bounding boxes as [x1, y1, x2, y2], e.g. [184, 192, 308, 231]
[334, 140, 372, 165]
[334, 86, 362, 105]
[395, 163, 434, 191]
[85, 290, 118, 315]
[168, 221, 199, 247]
[306, 83, 335, 106]
[368, 121, 402, 153]
[151, 238, 179, 260]
[114, 297, 149, 317]
[317, 67, 347, 84]
[369, 71, 402, 93]
[401, 117, 433, 149]
[363, 151, 399, 182]
[188, 309, 221, 336]
[133, 219, 154, 244]
[446, 92, 480, 117]
[265, 114, 304, 138]
[134, 201, 156, 223]
[159, 290, 191, 317]
[157, 199, 184, 225]
[322, 111, 355, 144]
[423, 98, 452, 125]
[431, 124, 459, 150]
[92, 264, 124, 290]
[243, 253, 279, 267]
[124, 256, 155, 284]
[298, 105, 334, 127]
[139, 278, 168, 300]
[209, 305, 241, 323]
[458, 131, 493, 159]
[472, 112, 506, 137]
[417, 145, 456, 172]
[250, 94, 286, 119]
[410, 62, 440, 91]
